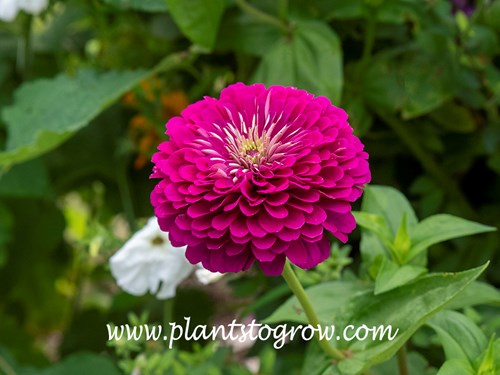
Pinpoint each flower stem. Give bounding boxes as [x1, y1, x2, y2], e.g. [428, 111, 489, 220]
[397, 345, 409, 375]
[235, 0, 290, 34]
[362, 16, 376, 64]
[116, 162, 137, 233]
[163, 298, 174, 344]
[281, 261, 345, 361]
[17, 14, 33, 80]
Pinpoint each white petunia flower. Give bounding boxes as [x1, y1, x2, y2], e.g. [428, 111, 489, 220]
[110, 217, 194, 299]
[0, 0, 48, 22]
[194, 267, 224, 285]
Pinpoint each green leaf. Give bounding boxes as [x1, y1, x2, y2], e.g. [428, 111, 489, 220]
[352, 212, 393, 248]
[0, 69, 148, 169]
[374, 258, 426, 294]
[361, 185, 418, 235]
[41, 353, 121, 375]
[407, 214, 496, 261]
[477, 335, 497, 375]
[341, 94, 373, 136]
[400, 54, 455, 119]
[446, 282, 500, 310]
[0, 204, 13, 268]
[102, 0, 168, 12]
[437, 359, 475, 375]
[263, 280, 372, 324]
[166, 0, 225, 50]
[392, 213, 411, 262]
[358, 185, 418, 272]
[267, 263, 488, 374]
[252, 20, 343, 103]
[362, 53, 455, 118]
[370, 351, 436, 375]
[337, 264, 488, 374]
[217, 16, 281, 56]
[0, 159, 51, 198]
[429, 101, 476, 133]
[428, 310, 487, 363]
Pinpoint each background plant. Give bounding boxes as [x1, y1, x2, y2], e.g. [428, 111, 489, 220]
[0, 0, 500, 374]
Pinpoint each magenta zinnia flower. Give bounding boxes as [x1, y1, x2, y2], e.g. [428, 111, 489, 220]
[150, 83, 370, 276]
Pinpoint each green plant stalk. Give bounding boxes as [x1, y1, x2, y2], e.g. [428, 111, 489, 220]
[372, 108, 476, 219]
[164, 298, 174, 345]
[362, 16, 377, 64]
[18, 14, 33, 80]
[0, 355, 16, 375]
[116, 163, 137, 233]
[281, 261, 345, 361]
[397, 345, 409, 375]
[278, 0, 288, 22]
[235, 0, 290, 34]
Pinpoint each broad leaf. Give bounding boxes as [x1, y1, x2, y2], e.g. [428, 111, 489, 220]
[0, 69, 148, 169]
[265, 264, 487, 374]
[264, 280, 372, 325]
[352, 212, 393, 248]
[360, 185, 418, 235]
[446, 281, 500, 310]
[407, 214, 496, 261]
[337, 264, 487, 374]
[103, 0, 168, 12]
[437, 359, 475, 375]
[374, 258, 426, 295]
[252, 21, 343, 103]
[41, 353, 121, 375]
[166, 0, 225, 50]
[358, 185, 418, 271]
[0, 159, 51, 198]
[428, 310, 487, 363]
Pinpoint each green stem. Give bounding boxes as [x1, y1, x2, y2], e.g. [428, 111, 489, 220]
[0, 355, 16, 375]
[372, 108, 476, 219]
[362, 16, 376, 64]
[116, 162, 137, 232]
[397, 345, 409, 375]
[235, 0, 290, 34]
[278, 0, 288, 22]
[163, 298, 174, 344]
[17, 14, 33, 80]
[281, 261, 345, 361]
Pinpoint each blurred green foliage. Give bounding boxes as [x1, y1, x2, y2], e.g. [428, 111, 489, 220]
[0, 0, 500, 374]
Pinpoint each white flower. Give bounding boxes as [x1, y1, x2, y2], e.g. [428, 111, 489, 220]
[0, 0, 48, 22]
[194, 267, 224, 285]
[110, 217, 194, 300]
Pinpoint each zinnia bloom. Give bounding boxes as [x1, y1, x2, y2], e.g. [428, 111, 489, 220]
[451, 0, 475, 16]
[151, 83, 370, 276]
[0, 0, 48, 22]
[109, 217, 220, 299]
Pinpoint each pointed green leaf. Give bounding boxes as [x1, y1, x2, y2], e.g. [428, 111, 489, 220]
[103, 0, 168, 12]
[352, 212, 393, 248]
[358, 185, 418, 271]
[0, 69, 149, 169]
[337, 264, 488, 374]
[437, 359, 475, 375]
[428, 310, 487, 363]
[408, 214, 496, 261]
[392, 213, 411, 261]
[374, 257, 426, 295]
[446, 282, 500, 310]
[252, 21, 343, 103]
[263, 280, 372, 325]
[361, 185, 418, 237]
[477, 335, 497, 375]
[166, 0, 225, 50]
